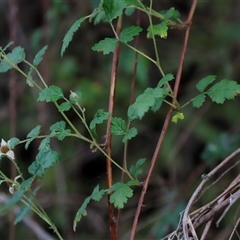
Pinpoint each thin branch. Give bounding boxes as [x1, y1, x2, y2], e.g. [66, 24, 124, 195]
[129, 1, 198, 239]
[105, 15, 122, 240]
[182, 148, 240, 238]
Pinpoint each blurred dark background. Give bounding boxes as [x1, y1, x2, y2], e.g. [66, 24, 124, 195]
[0, 1, 240, 239]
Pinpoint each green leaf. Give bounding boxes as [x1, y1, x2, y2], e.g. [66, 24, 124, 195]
[110, 117, 127, 135]
[73, 196, 91, 231]
[128, 87, 165, 120]
[61, 17, 85, 57]
[172, 112, 184, 123]
[1, 190, 23, 212]
[119, 26, 143, 43]
[161, 7, 180, 20]
[103, 0, 128, 21]
[20, 177, 35, 192]
[92, 38, 118, 55]
[108, 182, 133, 209]
[25, 125, 41, 149]
[207, 79, 240, 104]
[90, 109, 110, 138]
[33, 45, 48, 66]
[28, 150, 59, 178]
[157, 74, 175, 87]
[91, 185, 106, 201]
[59, 102, 72, 112]
[38, 85, 64, 102]
[0, 46, 25, 73]
[50, 121, 71, 141]
[192, 94, 206, 108]
[9, 137, 20, 149]
[38, 137, 51, 151]
[14, 205, 31, 225]
[129, 158, 146, 178]
[123, 127, 138, 142]
[147, 20, 169, 39]
[196, 75, 216, 92]
[73, 185, 105, 231]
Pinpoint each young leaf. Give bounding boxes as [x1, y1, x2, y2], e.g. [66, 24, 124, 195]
[33, 45, 48, 66]
[28, 150, 59, 178]
[59, 102, 72, 112]
[192, 94, 206, 108]
[207, 79, 240, 104]
[61, 17, 85, 57]
[108, 182, 133, 209]
[73, 196, 91, 231]
[122, 127, 138, 143]
[172, 112, 184, 123]
[110, 117, 127, 135]
[92, 38, 118, 55]
[38, 85, 64, 102]
[50, 121, 71, 141]
[157, 74, 175, 87]
[147, 20, 169, 39]
[119, 26, 143, 43]
[129, 158, 146, 178]
[196, 75, 216, 92]
[25, 125, 41, 149]
[128, 87, 165, 120]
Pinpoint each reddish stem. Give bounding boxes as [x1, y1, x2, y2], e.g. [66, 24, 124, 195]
[129, 1, 198, 239]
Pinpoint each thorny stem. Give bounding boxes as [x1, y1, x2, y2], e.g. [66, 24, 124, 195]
[130, 1, 198, 239]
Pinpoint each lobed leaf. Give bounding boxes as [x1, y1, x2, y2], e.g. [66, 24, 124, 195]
[0, 46, 25, 73]
[157, 74, 175, 87]
[192, 94, 206, 108]
[103, 0, 128, 21]
[172, 112, 184, 123]
[147, 20, 169, 39]
[92, 38, 118, 55]
[128, 87, 165, 120]
[61, 17, 85, 57]
[25, 125, 41, 149]
[33, 45, 48, 66]
[129, 158, 146, 178]
[73, 196, 91, 231]
[28, 150, 59, 178]
[59, 102, 72, 112]
[122, 127, 138, 142]
[207, 79, 240, 104]
[108, 182, 133, 209]
[9, 137, 20, 149]
[73, 185, 106, 231]
[38, 85, 64, 102]
[119, 26, 143, 43]
[196, 75, 216, 92]
[110, 117, 127, 135]
[50, 121, 71, 141]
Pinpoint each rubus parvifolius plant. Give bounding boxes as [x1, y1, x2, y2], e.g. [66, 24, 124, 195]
[0, 0, 240, 239]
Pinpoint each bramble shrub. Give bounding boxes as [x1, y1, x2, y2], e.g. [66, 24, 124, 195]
[0, 1, 240, 239]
